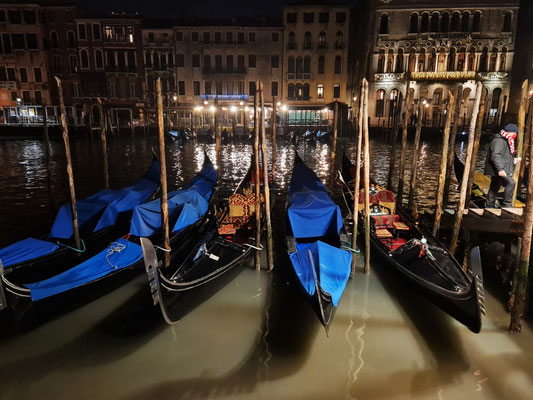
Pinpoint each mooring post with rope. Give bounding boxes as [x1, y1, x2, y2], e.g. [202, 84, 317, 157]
[350, 81, 364, 275]
[443, 86, 463, 209]
[259, 82, 274, 271]
[407, 96, 423, 212]
[271, 96, 277, 186]
[396, 83, 413, 204]
[450, 81, 483, 255]
[254, 81, 262, 270]
[156, 78, 170, 268]
[362, 78, 371, 274]
[97, 98, 110, 189]
[55, 76, 82, 251]
[512, 80, 529, 207]
[330, 100, 339, 190]
[433, 90, 455, 237]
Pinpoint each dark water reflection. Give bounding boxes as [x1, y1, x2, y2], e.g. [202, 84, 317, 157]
[1, 133, 532, 400]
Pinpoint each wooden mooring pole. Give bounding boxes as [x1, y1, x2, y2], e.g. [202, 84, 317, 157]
[271, 97, 277, 186]
[330, 100, 339, 190]
[443, 86, 463, 209]
[214, 96, 221, 172]
[254, 83, 262, 270]
[510, 106, 533, 333]
[518, 92, 533, 190]
[97, 98, 110, 189]
[433, 91, 455, 237]
[156, 78, 170, 268]
[42, 101, 50, 163]
[450, 81, 483, 255]
[512, 80, 529, 207]
[397, 83, 413, 203]
[350, 81, 364, 275]
[362, 78, 371, 274]
[407, 99, 423, 211]
[55, 77, 81, 250]
[465, 87, 487, 207]
[259, 83, 274, 271]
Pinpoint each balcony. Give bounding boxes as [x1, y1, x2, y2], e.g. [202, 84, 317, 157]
[334, 42, 344, 49]
[287, 72, 312, 80]
[409, 71, 476, 81]
[303, 42, 313, 50]
[202, 67, 247, 76]
[317, 43, 328, 50]
[105, 66, 137, 73]
[374, 72, 405, 82]
[478, 72, 508, 81]
[0, 81, 16, 89]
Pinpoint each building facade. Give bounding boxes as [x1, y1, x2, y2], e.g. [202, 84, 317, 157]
[360, 0, 519, 128]
[282, 2, 351, 128]
[0, 3, 51, 124]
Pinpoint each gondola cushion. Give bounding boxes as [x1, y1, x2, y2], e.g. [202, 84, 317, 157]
[0, 238, 60, 267]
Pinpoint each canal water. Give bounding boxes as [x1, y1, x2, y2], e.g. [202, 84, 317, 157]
[1, 132, 533, 399]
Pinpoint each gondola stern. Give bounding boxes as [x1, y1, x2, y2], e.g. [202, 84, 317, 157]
[140, 238, 162, 307]
[467, 246, 484, 333]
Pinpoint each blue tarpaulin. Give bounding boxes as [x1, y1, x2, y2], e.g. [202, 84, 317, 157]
[0, 238, 59, 267]
[25, 238, 142, 301]
[130, 162, 217, 237]
[49, 159, 160, 239]
[289, 241, 351, 306]
[287, 161, 343, 239]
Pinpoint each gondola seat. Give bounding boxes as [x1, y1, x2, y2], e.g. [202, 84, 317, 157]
[375, 228, 393, 248]
[225, 187, 264, 230]
[371, 214, 399, 229]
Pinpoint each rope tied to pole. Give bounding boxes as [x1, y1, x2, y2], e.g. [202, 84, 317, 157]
[58, 239, 86, 253]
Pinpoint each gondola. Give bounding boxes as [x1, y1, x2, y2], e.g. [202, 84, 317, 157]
[453, 152, 525, 208]
[0, 156, 161, 280]
[286, 154, 351, 331]
[140, 158, 270, 324]
[166, 130, 181, 142]
[303, 129, 315, 140]
[339, 153, 484, 333]
[0, 155, 218, 319]
[316, 128, 333, 142]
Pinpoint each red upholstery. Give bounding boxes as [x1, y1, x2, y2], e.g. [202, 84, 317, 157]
[376, 190, 395, 202]
[372, 214, 399, 228]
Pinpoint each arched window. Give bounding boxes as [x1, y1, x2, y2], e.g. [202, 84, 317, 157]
[304, 31, 311, 48]
[317, 84, 324, 99]
[461, 12, 470, 32]
[386, 50, 394, 72]
[288, 83, 295, 99]
[479, 47, 489, 72]
[448, 48, 456, 71]
[409, 13, 418, 33]
[95, 49, 103, 69]
[437, 49, 446, 72]
[396, 48, 404, 72]
[80, 49, 89, 69]
[451, 12, 460, 31]
[92, 105, 100, 124]
[303, 83, 310, 100]
[288, 56, 295, 73]
[50, 31, 59, 48]
[500, 48, 507, 71]
[154, 51, 160, 69]
[472, 12, 481, 32]
[318, 56, 325, 74]
[288, 31, 296, 48]
[295, 83, 303, 100]
[457, 48, 466, 71]
[503, 12, 512, 32]
[67, 31, 76, 48]
[304, 56, 310, 73]
[318, 31, 326, 48]
[334, 56, 341, 74]
[430, 13, 439, 32]
[427, 48, 436, 72]
[296, 56, 303, 74]
[377, 49, 385, 73]
[376, 89, 385, 117]
[490, 88, 502, 114]
[418, 49, 426, 72]
[440, 12, 449, 32]
[467, 48, 476, 71]
[145, 52, 152, 67]
[421, 13, 429, 32]
[489, 48, 498, 72]
[335, 31, 343, 48]
[389, 89, 399, 117]
[333, 84, 340, 99]
[379, 14, 389, 34]
[408, 50, 416, 73]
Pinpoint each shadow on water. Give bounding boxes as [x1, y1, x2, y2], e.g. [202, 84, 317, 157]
[369, 255, 470, 376]
[121, 192, 321, 400]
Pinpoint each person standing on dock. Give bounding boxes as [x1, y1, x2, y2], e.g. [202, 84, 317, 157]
[485, 123, 520, 208]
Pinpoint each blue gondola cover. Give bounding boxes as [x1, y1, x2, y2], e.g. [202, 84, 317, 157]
[289, 241, 351, 306]
[130, 162, 217, 237]
[287, 161, 343, 239]
[24, 238, 142, 301]
[49, 159, 160, 239]
[0, 238, 59, 267]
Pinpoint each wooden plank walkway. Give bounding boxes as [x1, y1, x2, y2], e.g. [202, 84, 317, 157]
[431, 207, 524, 235]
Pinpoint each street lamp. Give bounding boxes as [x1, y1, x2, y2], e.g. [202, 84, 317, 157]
[204, 100, 209, 105]
[230, 105, 237, 113]
[210, 105, 216, 113]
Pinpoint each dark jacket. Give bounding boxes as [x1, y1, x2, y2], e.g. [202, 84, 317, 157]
[484, 134, 515, 177]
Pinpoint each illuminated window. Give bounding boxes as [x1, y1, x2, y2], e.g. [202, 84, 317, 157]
[317, 84, 324, 99]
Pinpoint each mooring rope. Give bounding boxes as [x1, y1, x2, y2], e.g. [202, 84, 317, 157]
[58, 239, 86, 253]
[105, 241, 126, 269]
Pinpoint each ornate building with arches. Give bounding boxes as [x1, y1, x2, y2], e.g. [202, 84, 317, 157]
[359, 0, 519, 128]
